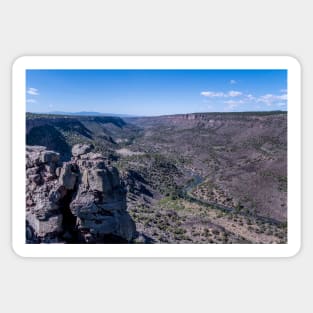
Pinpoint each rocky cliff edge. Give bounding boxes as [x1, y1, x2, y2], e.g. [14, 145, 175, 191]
[26, 144, 136, 243]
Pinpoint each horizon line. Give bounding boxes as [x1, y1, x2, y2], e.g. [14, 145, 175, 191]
[26, 109, 288, 118]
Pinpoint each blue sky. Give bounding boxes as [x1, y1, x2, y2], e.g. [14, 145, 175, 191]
[26, 69, 287, 116]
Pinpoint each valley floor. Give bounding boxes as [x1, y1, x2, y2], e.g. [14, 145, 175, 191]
[127, 180, 287, 244]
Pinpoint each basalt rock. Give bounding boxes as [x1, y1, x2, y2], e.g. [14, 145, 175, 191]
[26, 146, 62, 243]
[26, 144, 136, 243]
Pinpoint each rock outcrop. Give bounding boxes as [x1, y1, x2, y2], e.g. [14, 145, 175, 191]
[26, 144, 136, 243]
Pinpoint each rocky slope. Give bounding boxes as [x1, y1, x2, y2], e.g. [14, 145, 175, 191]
[26, 144, 136, 244]
[26, 113, 141, 161]
[125, 111, 287, 222]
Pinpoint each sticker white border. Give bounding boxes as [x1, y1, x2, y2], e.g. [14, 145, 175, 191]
[12, 56, 301, 258]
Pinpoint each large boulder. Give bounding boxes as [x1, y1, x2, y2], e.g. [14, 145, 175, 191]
[40, 150, 60, 163]
[71, 143, 94, 157]
[58, 163, 78, 190]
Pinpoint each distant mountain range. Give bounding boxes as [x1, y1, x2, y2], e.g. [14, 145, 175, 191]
[35, 111, 137, 118]
[31, 110, 286, 119]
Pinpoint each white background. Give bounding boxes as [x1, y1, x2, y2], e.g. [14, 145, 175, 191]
[12, 56, 301, 258]
[0, 1, 311, 312]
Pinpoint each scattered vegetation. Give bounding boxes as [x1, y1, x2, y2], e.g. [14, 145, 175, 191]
[27, 111, 287, 244]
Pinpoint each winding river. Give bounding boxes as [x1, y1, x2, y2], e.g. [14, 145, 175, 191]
[182, 173, 282, 226]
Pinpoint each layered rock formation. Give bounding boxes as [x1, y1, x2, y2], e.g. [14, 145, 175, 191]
[26, 144, 136, 243]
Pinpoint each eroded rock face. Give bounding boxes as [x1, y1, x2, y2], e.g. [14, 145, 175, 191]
[26, 146, 62, 243]
[26, 144, 136, 243]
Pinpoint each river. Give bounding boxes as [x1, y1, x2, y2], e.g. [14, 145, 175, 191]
[182, 173, 282, 226]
